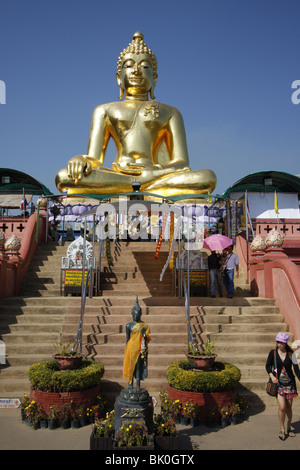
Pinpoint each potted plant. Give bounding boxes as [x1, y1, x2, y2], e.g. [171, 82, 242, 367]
[220, 405, 230, 428]
[20, 394, 30, 421]
[159, 391, 171, 414]
[235, 393, 248, 422]
[90, 410, 115, 450]
[77, 405, 89, 427]
[153, 413, 178, 450]
[87, 405, 102, 424]
[24, 400, 39, 428]
[159, 392, 181, 422]
[48, 405, 59, 430]
[70, 406, 80, 429]
[229, 403, 241, 425]
[182, 400, 199, 427]
[37, 404, 48, 429]
[169, 399, 182, 421]
[91, 394, 108, 421]
[53, 339, 83, 370]
[114, 421, 154, 450]
[186, 338, 216, 371]
[59, 403, 71, 429]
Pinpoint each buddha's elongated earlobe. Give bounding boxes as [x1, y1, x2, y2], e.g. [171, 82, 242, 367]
[116, 73, 125, 100]
[150, 87, 155, 100]
[150, 76, 157, 100]
[118, 87, 125, 100]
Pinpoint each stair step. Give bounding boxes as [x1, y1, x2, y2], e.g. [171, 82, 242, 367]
[219, 323, 288, 333]
[0, 323, 63, 333]
[1, 332, 61, 343]
[210, 332, 289, 343]
[195, 314, 284, 325]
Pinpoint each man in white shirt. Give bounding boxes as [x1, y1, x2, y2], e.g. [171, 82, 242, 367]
[223, 245, 239, 298]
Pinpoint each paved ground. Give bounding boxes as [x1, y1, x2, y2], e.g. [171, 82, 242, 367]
[1, 404, 300, 452]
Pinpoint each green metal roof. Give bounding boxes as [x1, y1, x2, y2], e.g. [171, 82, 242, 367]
[0, 168, 53, 196]
[222, 171, 300, 198]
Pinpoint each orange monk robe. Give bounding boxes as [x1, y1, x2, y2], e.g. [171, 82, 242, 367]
[123, 322, 151, 383]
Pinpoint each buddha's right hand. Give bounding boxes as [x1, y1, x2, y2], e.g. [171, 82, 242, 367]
[67, 155, 92, 184]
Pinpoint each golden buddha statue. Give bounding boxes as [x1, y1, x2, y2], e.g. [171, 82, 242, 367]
[55, 32, 217, 198]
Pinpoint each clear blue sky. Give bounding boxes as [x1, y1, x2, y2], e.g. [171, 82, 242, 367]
[1, 0, 299, 196]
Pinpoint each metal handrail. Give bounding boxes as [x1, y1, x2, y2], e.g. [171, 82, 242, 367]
[182, 268, 194, 347]
[72, 266, 92, 354]
[72, 237, 104, 354]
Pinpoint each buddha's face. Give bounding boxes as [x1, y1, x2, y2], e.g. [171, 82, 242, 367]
[118, 53, 156, 96]
[132, 308, 142, 322]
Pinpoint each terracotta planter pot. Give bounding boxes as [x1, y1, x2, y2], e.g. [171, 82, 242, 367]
[53, 354, 82, 370]
[186, 354, 216, 371]
[167, 384, 236, 423]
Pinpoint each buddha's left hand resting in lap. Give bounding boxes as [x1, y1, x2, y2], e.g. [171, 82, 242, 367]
[55, 31, 217, 197]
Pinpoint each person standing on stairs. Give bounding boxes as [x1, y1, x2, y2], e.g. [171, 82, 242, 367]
[208, 250, 223, 298]
[222, 245, 239, 298]
[266, 332, 300, 441]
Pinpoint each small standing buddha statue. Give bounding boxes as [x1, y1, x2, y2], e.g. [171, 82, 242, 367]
[55, 31, 217, 198]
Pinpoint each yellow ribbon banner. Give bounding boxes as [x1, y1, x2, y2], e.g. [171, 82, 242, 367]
[169, 212, 175, 269]
[154, 212, 168, 259]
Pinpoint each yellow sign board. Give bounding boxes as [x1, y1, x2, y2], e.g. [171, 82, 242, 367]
[64, 270, 89, 287]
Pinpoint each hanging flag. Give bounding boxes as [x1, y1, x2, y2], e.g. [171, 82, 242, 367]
[20, 189, 28, 211]
[59, 188, 68, 200]
[274, 191, 279, 214]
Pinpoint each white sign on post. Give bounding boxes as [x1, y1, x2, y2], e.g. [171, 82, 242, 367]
[0, 398, 21, 408]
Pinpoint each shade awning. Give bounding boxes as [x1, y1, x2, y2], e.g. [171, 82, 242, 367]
[0, 194, 32, 208]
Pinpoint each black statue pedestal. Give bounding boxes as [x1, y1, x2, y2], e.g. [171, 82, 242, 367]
[114, 388, 154, 434]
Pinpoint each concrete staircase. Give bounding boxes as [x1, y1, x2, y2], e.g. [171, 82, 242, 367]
[0, 242, 71, 396]
[0, 239, 296, 411]
[190, 297, 292, 408]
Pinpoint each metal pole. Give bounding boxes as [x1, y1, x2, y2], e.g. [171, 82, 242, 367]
[80, 220, 87, 353]
[187, 216, 190, 344]
[245, 191, 249, 283]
